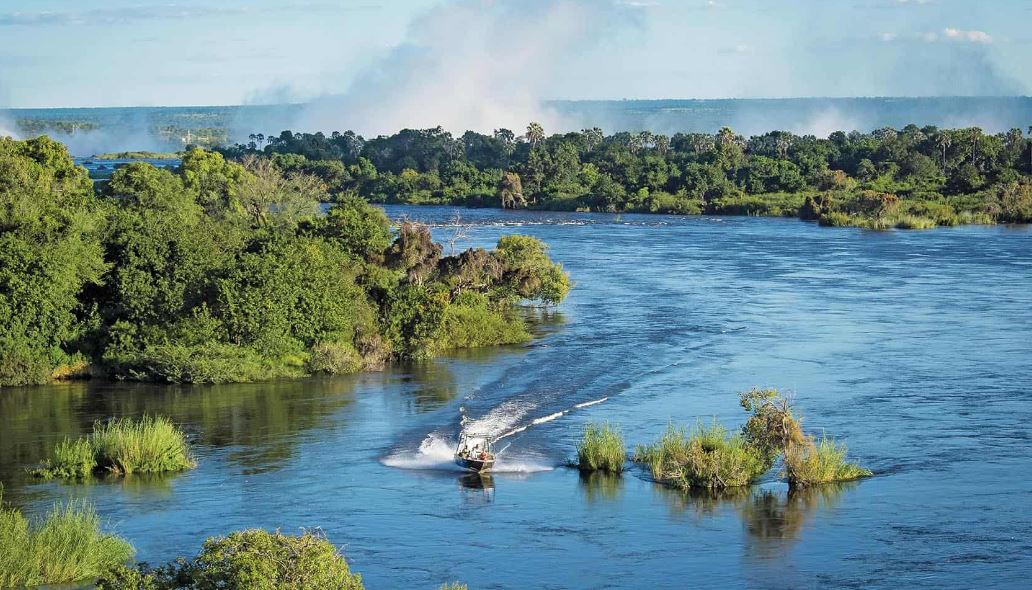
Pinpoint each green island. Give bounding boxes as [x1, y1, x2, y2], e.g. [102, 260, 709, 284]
[0, 135, 570, 388]
[92, 151, 183, 161]
[222, 124, 1032, 228]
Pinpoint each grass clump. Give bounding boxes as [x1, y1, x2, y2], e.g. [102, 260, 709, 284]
[0, 488, 134, 588]
[439, 584, 469, 590]
[634, 422, 767, 490]
[97, 529, 363, 590]
[784, 435, 873, 487]
[33, 416, 195, 479]
[577, 422, 626, 473]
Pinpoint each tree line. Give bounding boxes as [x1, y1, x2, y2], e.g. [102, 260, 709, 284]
[0, 136, 569, 387]
[224, 123, 1032, 228]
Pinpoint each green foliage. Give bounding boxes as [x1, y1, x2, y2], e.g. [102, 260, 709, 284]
[1, 137, 571, 387]
[439, 584, 469, 590]
[577, 422, 626, 473]
[633, 422, 767, 490]
[96, 529, 363, 590]
[785, 436, 872, 487]
[307, 341, 363, 374]
[0, 136, 107, 385]
[105, 342, 274, 384]
[33, 416, 194, 478]
[493, 235, 571, 304]
[634, 388, 870, 490]
[0, 491, 133, 588]
[439, 292, 531, 349]
[231, 124, 1031, 225]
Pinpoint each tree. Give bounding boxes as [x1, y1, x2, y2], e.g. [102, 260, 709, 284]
[498, 171, 527, 209]
[935, 132, 952, 170]
[0, 137, 107, 385]
[525, 122, 545, 147]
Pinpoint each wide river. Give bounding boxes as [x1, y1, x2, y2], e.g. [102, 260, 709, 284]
[2, 207, 1031, 589]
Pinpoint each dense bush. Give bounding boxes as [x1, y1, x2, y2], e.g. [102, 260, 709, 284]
[0, 138, 571, 387]
[33, 416, 195, 479]
[0, 489, 133, 587]
[577, 422, 626, 473]
[96, 529, 363, 590]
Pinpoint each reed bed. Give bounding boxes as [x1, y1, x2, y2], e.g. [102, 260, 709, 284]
[634, 422, 767, 491]
[0, 489, 133, 587]
[785, 436, 872, 487]
[577, 422, 626, 473]
[33, 415, 195, 479]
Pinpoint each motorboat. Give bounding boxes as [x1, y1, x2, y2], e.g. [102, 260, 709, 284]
[454, 431, 495, 473]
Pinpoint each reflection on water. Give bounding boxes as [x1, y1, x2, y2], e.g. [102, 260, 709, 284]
[578, 470, 624, 504]
[654, 479, 857, 558]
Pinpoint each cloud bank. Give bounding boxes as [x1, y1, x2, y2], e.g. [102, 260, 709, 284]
[296, 0, 643, 136]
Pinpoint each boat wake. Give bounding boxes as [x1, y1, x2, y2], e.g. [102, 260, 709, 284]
[381, 396, 610, 474]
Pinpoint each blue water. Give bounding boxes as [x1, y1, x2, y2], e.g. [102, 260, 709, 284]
[2, 208, 1031, 589]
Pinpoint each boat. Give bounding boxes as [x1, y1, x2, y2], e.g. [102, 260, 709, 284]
[454, 431, 495, 473]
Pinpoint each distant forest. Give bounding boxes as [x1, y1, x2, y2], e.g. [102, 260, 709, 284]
[223, 124, 1032, 229]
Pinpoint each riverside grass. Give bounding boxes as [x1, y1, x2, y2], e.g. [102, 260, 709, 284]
[33, 416, 195, 479]
[577, 422, 626, 473]
[0, 488, 133, 588]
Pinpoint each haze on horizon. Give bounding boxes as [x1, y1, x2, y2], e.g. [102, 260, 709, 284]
[1, 0, 1030, 134]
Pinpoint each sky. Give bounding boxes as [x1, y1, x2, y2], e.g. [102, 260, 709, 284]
[0, 0, 1029, 108]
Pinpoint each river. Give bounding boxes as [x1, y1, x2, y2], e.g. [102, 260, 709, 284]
[2, 207, 1031, 589]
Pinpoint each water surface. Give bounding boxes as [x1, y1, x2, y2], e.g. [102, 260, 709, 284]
[2, 208, 1030, 589]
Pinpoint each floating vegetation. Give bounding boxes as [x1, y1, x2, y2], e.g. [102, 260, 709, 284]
[32, 416, 195, 479]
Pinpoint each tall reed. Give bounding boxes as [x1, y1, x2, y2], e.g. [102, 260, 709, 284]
[577, 422, 626, 473]
[33, 415, 195, 479]
[0, 488, 133, 587]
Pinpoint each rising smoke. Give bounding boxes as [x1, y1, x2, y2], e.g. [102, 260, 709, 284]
[296, 0, 642, 136]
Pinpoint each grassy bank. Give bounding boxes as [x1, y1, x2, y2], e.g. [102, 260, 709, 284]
[33, 416, 195, 479]
[634, 422, 767, 490]
[0, 489, 133, 587]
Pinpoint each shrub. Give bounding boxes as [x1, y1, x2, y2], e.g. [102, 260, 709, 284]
[0, 490, 133, 588]
[577, 422, 626, 473]
[817, 211, 851, 227]
[634, 422, 767, 490]
[784, 436, 872, 487]
[439, 584, 469, 590]
[33, 416, 194, 479]
[307, 341, 363, 374]
[33, 437, 96, 479]
[105, 342, 274, 384]
[96, 529, 363, 590]
[439, 293, 531, 349]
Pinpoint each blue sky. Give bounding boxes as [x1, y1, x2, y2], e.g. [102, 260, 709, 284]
[0, 0, 1029, 108]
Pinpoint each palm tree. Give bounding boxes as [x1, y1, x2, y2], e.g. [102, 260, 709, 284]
[936, 132, 952, 170]
[1027, 126, 1032, 173]
[525, 122, 545, 147]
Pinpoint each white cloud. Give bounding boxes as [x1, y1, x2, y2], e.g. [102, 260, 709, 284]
[943, 28, 992, 44]
[879, 27, 993, 44]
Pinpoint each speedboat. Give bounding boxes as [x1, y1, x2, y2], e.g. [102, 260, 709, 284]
[454, 431, 495, 473]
